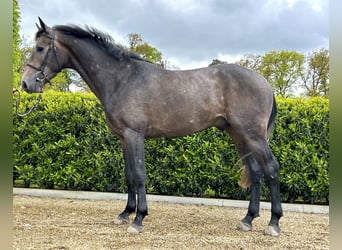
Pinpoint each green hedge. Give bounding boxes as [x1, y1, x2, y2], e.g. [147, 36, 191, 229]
[13, 91, 329, 204]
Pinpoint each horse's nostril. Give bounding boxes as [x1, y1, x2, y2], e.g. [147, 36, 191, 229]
[22, 81, 28, 90]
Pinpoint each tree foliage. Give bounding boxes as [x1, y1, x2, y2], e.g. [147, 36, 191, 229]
[13, 0, 21, 87]
[301, 48, 329, 97]
[48, 70, 74, 92]
[236, 54, 262, 72]
[128, 33, 166, 68]
[260, 50, 305, 97]
[236, 49, 329, 97]
[209, 59, 227, 66]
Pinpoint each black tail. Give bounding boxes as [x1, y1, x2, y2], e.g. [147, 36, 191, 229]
[267, 94, 277, 139]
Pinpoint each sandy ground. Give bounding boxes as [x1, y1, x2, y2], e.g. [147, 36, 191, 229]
[13, 195, 329, 249]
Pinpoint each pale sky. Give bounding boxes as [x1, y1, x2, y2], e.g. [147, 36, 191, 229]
[18, 0, 328, 69]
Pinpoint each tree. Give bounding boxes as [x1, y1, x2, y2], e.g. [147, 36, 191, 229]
[13, 0, 21, 88]
[236, 54, 262, 72]
[48, 69, 73, 92]
[260, 50, 305, 97]
[208, 59, 227, 66]
[127, 33, 166, 68]
[67, 69, 90, 92]
[301, 48, 329, 97]
[128, 33, 143, 50]
[17, 42, 33, 74]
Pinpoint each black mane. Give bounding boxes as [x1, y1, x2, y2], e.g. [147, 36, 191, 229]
[52, 25, 150, 63]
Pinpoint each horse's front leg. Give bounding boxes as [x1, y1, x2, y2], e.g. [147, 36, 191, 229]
[114, 129, 148, 234]
[113, 185, 136, 225]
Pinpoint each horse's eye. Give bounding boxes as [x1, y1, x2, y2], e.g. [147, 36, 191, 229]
[36, 46, 44, 52]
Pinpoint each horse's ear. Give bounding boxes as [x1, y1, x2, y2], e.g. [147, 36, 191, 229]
[36, 17, 47, 32]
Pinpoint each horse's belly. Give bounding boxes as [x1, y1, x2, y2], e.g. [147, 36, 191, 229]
[145, 112, 226, 138]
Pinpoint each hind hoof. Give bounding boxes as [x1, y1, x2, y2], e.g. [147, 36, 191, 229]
[237, 221, 253, 232]
[127, 223, 143, 234]
[264, 225, 281, 237]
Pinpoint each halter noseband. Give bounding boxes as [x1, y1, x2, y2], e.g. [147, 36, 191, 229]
[26, 30, 61, 86]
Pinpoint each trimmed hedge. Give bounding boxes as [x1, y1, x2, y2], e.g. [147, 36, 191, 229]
[13, 91, 329, 204]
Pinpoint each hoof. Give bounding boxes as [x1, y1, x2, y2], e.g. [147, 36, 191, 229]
[127, 223, 143, 234]
[113, 216, 129, 225]
[264, 225, 281, 237]
[237, 221, 253, 232]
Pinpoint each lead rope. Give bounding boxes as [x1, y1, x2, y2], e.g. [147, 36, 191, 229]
[14, 88, 43, 117]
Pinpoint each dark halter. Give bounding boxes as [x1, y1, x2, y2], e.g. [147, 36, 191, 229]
[26, 30, 61, 86]
[15, 30, 60, 117]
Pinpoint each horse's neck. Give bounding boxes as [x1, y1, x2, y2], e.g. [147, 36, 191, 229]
[66, 39, 121, 101]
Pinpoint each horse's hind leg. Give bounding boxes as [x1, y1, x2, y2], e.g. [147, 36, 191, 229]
[229, 132, 263, 232]
[246, 137, 283, 236]
[239, 156, 263, 232]
[229, 127, 282, 236]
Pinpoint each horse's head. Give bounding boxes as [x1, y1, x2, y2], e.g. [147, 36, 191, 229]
[21, 17, 63, 93]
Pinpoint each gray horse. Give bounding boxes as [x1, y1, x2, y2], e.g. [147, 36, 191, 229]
[21, 18, 282, 236]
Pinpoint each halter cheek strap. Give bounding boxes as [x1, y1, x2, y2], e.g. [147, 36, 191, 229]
[26, 30, 60, 86]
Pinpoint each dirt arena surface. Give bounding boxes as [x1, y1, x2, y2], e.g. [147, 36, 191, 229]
[13, 195, 328, 249]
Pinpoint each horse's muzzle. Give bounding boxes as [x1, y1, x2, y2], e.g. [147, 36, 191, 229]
[21, 80, 43, 93]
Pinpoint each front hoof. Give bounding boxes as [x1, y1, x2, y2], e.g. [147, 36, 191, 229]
[237, 221, 253, 232]
[264, 225, 281, 237]
[127, 223, 143, 234]
[113, 216, 129, 225]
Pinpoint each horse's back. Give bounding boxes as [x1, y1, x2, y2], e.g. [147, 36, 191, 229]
[209, 64, 272, 93]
